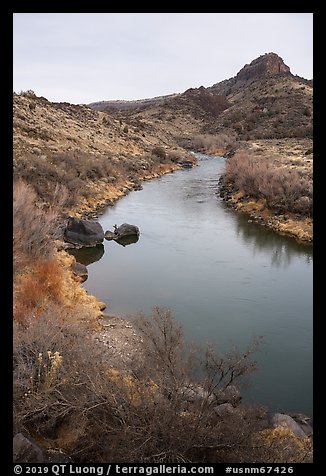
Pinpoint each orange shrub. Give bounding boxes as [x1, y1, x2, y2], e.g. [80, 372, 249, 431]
[14, 258, 64, 325]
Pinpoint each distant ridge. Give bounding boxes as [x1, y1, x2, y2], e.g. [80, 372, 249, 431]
[88, 52, 311, 113]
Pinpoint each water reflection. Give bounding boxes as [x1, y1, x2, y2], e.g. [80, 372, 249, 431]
[114, 235, 140, 247]
[233, 213, 313, 268]
[68, 244, 105, 266]
[82, 154, 312, 415]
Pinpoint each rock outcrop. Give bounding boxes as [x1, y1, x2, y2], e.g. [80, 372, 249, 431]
[236, 52, 291, 81]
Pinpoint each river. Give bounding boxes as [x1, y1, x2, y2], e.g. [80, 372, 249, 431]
[73, 153, 313, 417]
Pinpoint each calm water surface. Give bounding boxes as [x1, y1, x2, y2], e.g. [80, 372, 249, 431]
[78, 154, 313, 416]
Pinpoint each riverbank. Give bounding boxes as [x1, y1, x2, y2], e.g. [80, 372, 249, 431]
[217, 138, 313, 244]
[14, 152, 313, 463]
[64, 162, 183, 220]
[219, 185, 312, 244]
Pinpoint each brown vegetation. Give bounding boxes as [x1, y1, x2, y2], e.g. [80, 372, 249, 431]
[222, 151, 312, 217]
[13, 54, 313, 463]
[14, 305, 312, 463]
[13, 146, 192, 211]
[13, 180, 61, 272]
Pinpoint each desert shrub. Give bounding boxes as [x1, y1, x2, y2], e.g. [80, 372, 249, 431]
[13, 305, 109, 442]
[222, 152, 312, 216]
[152, 146, 166, 160]
[14, 258, 64, 325]
[19, 89, 36, 98]
[13, 306, 312, 463]
[13, 150, 124, 206]
[185, 134, 235, 153]
[13, 180, 61, 272]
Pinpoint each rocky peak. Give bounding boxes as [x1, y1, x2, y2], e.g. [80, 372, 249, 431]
[236, 53, 291, 81]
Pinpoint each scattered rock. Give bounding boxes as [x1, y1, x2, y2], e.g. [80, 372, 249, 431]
[288, 412, 313, 437]
[215, 385, 242, 406]
[180, 384, 215, 405]
[179, 160, 194, 168]
[71, 262, 88, 282]
[13, 433, 44, 463]
[213, 403, 238, 418]
[270, 413, 309, 438]
[13, 432, 72, 463]
[44, 449, 72, 463]
[104, 231, 116, 241]
[98, 301, 107, 311]
[105, 223, 140, 242]
[64, 217, 104, 247]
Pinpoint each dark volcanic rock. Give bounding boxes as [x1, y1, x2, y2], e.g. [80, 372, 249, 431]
[64, 217, 104, 247]
[105, 223, 140, 242]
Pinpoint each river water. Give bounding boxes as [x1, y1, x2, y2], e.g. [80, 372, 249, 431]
[75, 153, 313, 416]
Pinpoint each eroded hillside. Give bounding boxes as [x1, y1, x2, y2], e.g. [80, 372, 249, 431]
[13, 91, 195, 215]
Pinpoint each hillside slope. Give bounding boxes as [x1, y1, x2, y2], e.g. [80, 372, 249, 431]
[89, 53, 312, 145]
[13, 52, 313, 238]
[13, 92, 195, 215]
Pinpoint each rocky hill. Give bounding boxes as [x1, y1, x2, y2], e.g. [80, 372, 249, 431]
[89, 52, 312, 144]
[13, 52, 313, 464]
[13, 52, 313, 221]
[13, 91, 195, 215]
[205, 53, 312, 141]
[235, 52, 291, 80]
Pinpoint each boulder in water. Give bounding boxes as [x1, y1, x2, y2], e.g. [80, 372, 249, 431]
[105, 223, 140, 242]
[64, 217, 104, 247]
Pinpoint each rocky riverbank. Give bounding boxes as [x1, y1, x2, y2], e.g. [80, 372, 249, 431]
[65, 162, 183, 220]
[219, 179, 312, 244]
[218, 138, 313, 244]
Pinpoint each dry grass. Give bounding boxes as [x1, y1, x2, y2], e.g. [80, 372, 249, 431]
[223, 151, 312, 217]
[13, 179, 62, 273]
[13, 305, 312, 463]
[14, 258, 64, 325]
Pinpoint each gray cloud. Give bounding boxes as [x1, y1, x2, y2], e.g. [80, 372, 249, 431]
[13, 13, 313, 104]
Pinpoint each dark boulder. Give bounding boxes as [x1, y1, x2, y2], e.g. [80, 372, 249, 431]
[13, 433, 44, 463]
[105, 223, 140, 242]
[179, 160, 194, 168]
[71, 262, 88, 282]
[13, 433, 71, 463]
[64, 217, 104, 247]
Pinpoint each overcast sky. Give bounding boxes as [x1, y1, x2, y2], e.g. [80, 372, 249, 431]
[13, 13, 313, 105]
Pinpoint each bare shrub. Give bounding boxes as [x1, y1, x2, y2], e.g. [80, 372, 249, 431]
[152, 146, 167, 160]
[14, 306, 310, 463]
[13, 180, 61, 272]
[13, 304, 110, 445]
[14, 258, 64, 325]
[222, 152, 312, 217]
[13, 150, 122, 206]
[182, 134, 235, 154]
